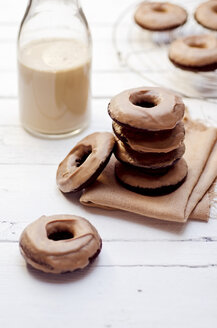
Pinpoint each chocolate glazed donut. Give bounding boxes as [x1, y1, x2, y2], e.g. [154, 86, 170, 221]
[195, 0, 217, 31]
[57, 132, 115, 193]
[19, 215, 102, 274]
[114, 138, 185, 170]
[112, 121, 185, 153]
[108, 87, 185, 131]
[169, 34, 217, 71]
[115, 158, 188, 196]
[134, 2, 188, 31]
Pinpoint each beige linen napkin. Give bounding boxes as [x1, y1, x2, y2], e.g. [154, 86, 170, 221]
[80, 118, 217, 223]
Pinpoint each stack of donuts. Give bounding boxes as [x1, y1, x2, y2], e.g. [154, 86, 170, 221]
[108, 87, 188, 196]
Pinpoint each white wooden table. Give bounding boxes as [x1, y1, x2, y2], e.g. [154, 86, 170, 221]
[1, 0, 217, 327]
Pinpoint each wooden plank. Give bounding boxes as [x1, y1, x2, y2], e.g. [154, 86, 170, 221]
[0, 67, 217, 123]
[0, 71, 146, 98]
[0, 99, 19, 126]
[1, 240, 217, 268]
[0, 103, 112, 164]
[0, 97, 216, 127]
[0, 157, 216, 242]
[0, 99, 216, 166]
[0, 98, 111, 126]
[1, 201, 217, 241]
[3, 70, 217, 108]
[0, 98, 110, 126]
[1, 243, 217, 327]
[0, 71, 148, 99]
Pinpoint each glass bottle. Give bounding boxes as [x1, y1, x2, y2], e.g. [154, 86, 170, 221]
[17, 0, 92, 138]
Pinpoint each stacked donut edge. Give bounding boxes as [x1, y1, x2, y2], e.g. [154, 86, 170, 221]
[108, 87, 188, 196]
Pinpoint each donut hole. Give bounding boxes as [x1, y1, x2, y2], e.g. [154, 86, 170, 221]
[75, 146, 92, 167]
[48, 230, 73, 241]
[186, 39, 207, 49]
[130, 91, 158, 108]
[152, 5, 167, 13]
[189, 42, 206, 49]
[46, 221, 74, 241]
[212, 5, 217, 13]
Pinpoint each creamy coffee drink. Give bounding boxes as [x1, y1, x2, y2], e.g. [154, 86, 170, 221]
[18, 39, 91, 136]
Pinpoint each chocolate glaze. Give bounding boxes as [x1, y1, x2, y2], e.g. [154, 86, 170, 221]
[134, 1, 187, 31]
[169, 34, 217, 70]
[112, 121, 185, 153]
[56, 132, 115, 193]
[115, 158, 188, 196]
[195, 0, 217, 31]
[169, 57, 217, 72]
[114, 138, 185, 169]
[19, 215, 102, 274]
[108, 87, 185, 131]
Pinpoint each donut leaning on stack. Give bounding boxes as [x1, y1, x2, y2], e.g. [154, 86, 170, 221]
[108, 87, 188, 196]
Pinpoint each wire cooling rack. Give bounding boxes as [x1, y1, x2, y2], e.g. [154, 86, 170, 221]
[113, 0, 217, 100]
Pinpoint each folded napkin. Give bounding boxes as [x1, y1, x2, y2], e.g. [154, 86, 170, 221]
[80, 118, 217, 223]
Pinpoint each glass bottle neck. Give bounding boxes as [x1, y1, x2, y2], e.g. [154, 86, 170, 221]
[18, 0, 90, 48]
[29, 0, 80, 10]
[30, 0, 79, 4]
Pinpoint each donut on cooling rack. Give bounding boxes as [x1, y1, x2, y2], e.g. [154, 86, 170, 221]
[168, 34, 217, 71]
[134, 1, 188, 31]
[195, 0, 217, 31]
[19, 214, 102, 274]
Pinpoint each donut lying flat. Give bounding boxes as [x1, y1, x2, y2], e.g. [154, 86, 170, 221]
[112, 121, 185, 153]
[115, 158, 188, 196]
[114, 138, 185, 170]
[169, 34, 217, 71]
[195, 0, 217, 31]
[134, 1, 187, 31]
[19, 215, 102, 274]
[108, 87, 185, 131]
[57, 132, 115, 193]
